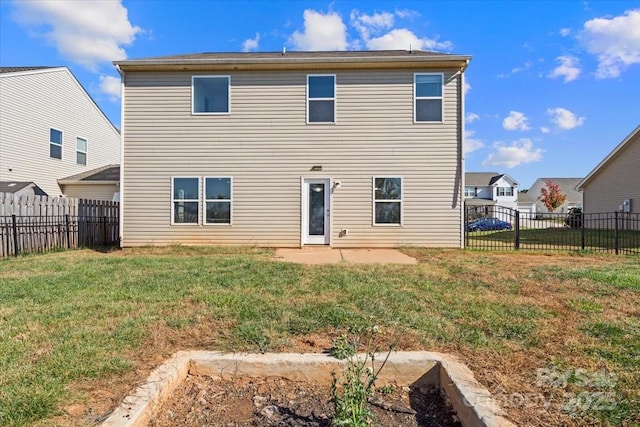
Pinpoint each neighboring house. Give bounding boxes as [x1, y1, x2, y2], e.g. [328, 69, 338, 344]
[517, 191, 537, 219]
[464, 172, 519, 210]
[528, 178, 583, 214]
[0, 181, 47, 197]
[58, 164, 120, 201]
[577, 125, 640, 214]
[0, 67, 121, 198]
[115, 50, 471, 248]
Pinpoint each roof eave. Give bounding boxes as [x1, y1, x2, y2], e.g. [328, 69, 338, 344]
[114, 56, 471, 72]
[58, 180, 119, 185]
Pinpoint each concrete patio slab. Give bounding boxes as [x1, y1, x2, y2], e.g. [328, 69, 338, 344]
[274, 247, 417, 265]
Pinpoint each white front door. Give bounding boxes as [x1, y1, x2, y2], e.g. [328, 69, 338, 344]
[302, 178, 330, 245]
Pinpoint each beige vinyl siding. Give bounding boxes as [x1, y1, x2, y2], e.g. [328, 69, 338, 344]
[0, 69, 120, 197]
[122, 69, 463, 247]
[61, 183, 119, 201]
[582, 131, 640, 214]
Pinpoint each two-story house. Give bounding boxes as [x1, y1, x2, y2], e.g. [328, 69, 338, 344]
[0, 67, 120, 198]
[114, 50, 470, 248]
[464, 172, 519, 208]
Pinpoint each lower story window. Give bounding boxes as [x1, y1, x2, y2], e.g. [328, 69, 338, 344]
[172, 177, 199, 224]
[373, 177, 402, 225]
[205, 177, 232, 224]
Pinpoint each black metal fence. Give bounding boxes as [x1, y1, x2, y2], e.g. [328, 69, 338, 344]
[464, 205, 640, 254]
[1, 211, 119, 257]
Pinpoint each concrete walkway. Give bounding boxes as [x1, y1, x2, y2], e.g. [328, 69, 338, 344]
[274, 247, 417, 265]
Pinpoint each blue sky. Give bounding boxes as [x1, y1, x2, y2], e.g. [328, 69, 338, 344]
[1, 0, 639, 188]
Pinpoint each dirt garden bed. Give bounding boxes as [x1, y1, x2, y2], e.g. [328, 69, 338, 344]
[149, 374, 461, 426]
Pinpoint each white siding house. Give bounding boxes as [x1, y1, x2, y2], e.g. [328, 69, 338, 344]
[115, 50, 471, 248]
[0, 67, 120, 197]
[464, 172, 519, 209]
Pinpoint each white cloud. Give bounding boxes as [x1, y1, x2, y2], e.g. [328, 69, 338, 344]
[580, 9, 640, 78]
[350, 10, 394, 40]
[99, 75, 121, 101]
[540, 127, 551, 134]
[548, 55, 581, 82]
[290, 9, 348, 51]
[242, 33, 260, 52]
[559, 28, 571, 37]
[547, 107, 585, 129]
[502, 111, 531, 131]
[394, 8, 420, 19]
[465, 130, 484, 154]
[464, 80, 471, 95]
[366, 28, 452, 51]
[483, 139, 543, 168]
[465, 113, 480, 123]
[511, 60, 532, 74]
[13, 0, 141, 71]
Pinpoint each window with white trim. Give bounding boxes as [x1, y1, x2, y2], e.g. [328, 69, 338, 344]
[414, 73, 443, 122]
[307, 75, 335, 123]
[497, 187, 513, 196]
[172, 177, 200, 224]
[373, 177, 402, 225]
[464, 186, 476, 197]
[192, 76, 230, 114]
[76, 137, 87, 165]
[205, 177, 232, 224]
[50, 128, 62, 159]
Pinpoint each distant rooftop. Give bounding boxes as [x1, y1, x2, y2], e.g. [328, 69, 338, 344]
[0, 66, 57, 74]
[58, 165, 120, 183]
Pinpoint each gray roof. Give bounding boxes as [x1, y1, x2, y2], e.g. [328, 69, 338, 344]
[517, 192, 535, 203]
[465, 172, 518, 187]
[0, 181, 47, 195]
[534, 178, 583, 202]
[0, 66, 56, 74]
[133, 50, 455, 61]
[58, 164, 120, 182]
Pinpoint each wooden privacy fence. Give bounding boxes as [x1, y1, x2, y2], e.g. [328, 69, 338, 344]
[0, 193, 119, 257]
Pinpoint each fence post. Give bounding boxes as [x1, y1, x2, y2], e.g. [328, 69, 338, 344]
[614, 211, 619, 255]
[102, 216, 107, 245]
[65, 214, 71, 249]
[514, 211, 520, 250]
[12, 214, 19, 257]
[581, 212, 585, 250]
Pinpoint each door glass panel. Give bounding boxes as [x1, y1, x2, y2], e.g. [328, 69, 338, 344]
[308, 183, 325, 236]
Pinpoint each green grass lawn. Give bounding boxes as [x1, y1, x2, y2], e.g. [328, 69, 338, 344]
[467, 228, 640, 252]
[0, 247, 639, 426]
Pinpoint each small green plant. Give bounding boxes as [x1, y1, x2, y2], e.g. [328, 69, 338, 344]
[330, 326, 393, 426]
[330, 334, 357, 360]
[377, 384, 396, 395]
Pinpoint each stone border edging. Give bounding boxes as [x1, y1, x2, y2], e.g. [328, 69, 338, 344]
[102, 351, 516, 427]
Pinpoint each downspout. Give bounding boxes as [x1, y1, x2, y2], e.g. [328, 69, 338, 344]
[116, 64, 125, 246]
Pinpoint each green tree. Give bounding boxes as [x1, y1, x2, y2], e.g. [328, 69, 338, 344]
[538, 180, 567, 212]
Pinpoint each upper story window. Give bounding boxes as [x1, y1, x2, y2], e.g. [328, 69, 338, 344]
[307, 75, 335, 123]
[373, 177, 402, 225]
[192, 76, 230, 114]
[464, 187, 476, 197]
[76, 137, 87, 165]
[205, 177, 232, 225]
[172, 177, 200, 224]
[50, 128, 62, 159]
[497, 187, 513, 197]
[414, 73, 443, 122]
